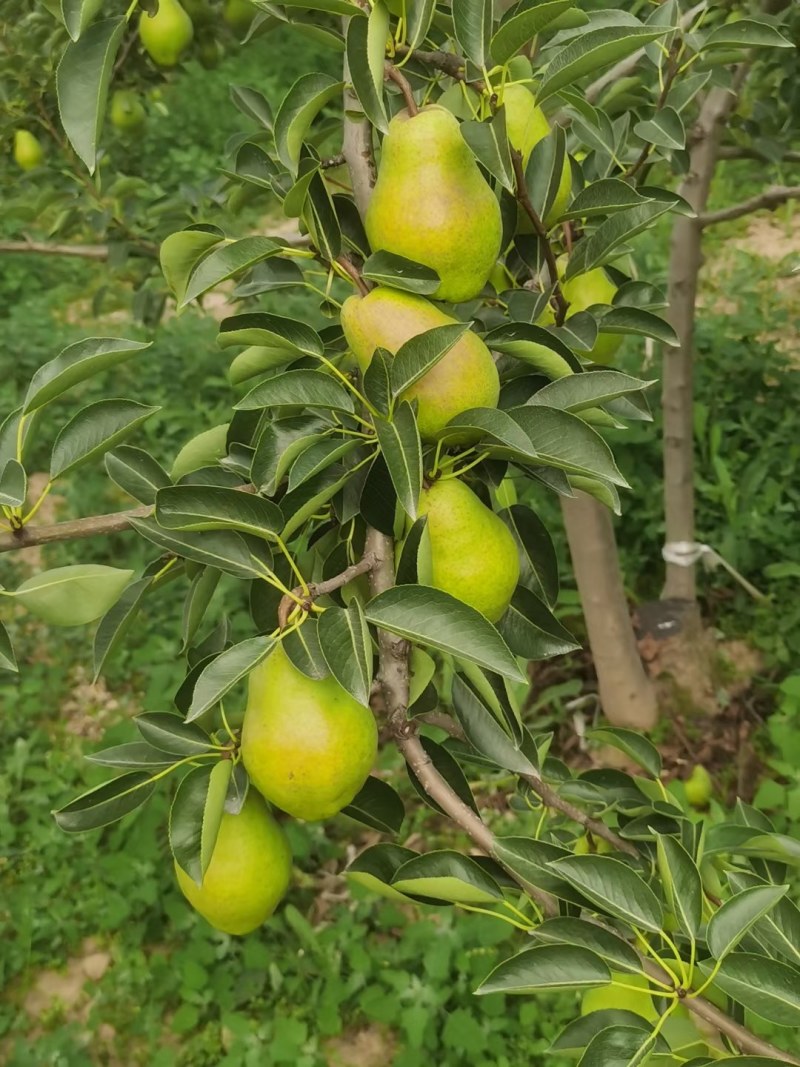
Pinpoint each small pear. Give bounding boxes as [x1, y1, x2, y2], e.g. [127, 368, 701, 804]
[110, 90, 146, 132]
[175, 791, 291, 935]
[341, 288, 499, 440]
[241, 645, 378, 821]
[139, 0, 194, 67]
[417, 478, 520, 622]
[222, 0, 256, 33]
[13, 129, 44, 171]
[365, 106, 503, 303]
[685, 764, 713, 810]
[559, 262, 622, 365]
[504, 84, 571, 227]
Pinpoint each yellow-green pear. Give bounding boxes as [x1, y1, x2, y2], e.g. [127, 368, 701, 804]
[139, 0, 194, 67]
[13, 129, 44, 171]
[417, 478, 520, 622]
[175, 791, 291, 935]
[222, 0, 256, 33]
[340, 288, 499, 441]
[685, 764, 713, 810]
[365, 106, 503, 303]
[241, 645, 378, 821]
[110, 90, 146, 132]
[559, 261, 623, 365]
[503, 84, 571, 227]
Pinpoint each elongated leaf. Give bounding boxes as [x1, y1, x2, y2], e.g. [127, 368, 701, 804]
[438, 406, 538, 460]
[181, 237, 283, 306]
[155, 485, 282, 540]
[53, 772, 155, 832]
[578, 1025, 657, 1067]
[374, 403, 421, 520]
[538, 26, 670, 105]
[393, 850, 504, 905]
[550, 855, 663, 932]
[599, 306, 678, 346]
[477, 945, 610, 995]
[563, 178, 652, 221]
[552, 1011, 666, 1053]
[452, 0, 493, 67]
[347, 843, 420, 903]
[105, 445, 170, 506]
[451, 674, 536, 775]
[56, 17, 125, 172]
[86, 742, 176, 769]
[230, 84, 273, 129]
[252, 415, 331, 495]
[700, 953, 800, 1026]
[288, 438, 361, 491]
[218, 312, 324, 357]
[61, 0, 104, 40]
[317, 601, 373, 706]
[406, 735, 479, 816]
[533, 917, 642, 975]
[566, 201, 678, 278]
[500, 504, 558, 606]
[135, 711, 214, 756]
[159, 227, 224, 304]
[390, 323, 471, 399]
[656, 834, 702, 940]
[0, 460, 26, 508]
[186, 635, 275, 722]
[529, 371, 655, 413]
[634, 106, 685, 151]
[130, 517, 264, 580]
[509, 406, 629, 487]
[588, 728, 661, 778]
[346, 1, 389, 132]
[362, 251, 440, 296]
[701, 19, 792, 51]
[461, 109, 514, 191]
[407, 0, 436, 50]
[365, 586, 525, 683]
[491, 0, 573, 64]
[342, 775, 404, 834]
[170, 761, 232, 885]
[707, 885, 789, 962]
[280, 463, 354, 540]
[181, 567, 221, 652]
[14, 564, 134, 627]
[499, 585, 580, 661]
[0, 620, 18, 673]
[93, 576, 151, 679]
[236, 370, 354, 414]
[24, 337, 150, 414]
[281, 0, 365, 14]
[274, 72, 344, 173]
[50, 399, 159, 480]
[729, 873, 800, 967]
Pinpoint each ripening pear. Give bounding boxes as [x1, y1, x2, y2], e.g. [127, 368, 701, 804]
[110, 90, 146, 132]
[559, 259, 623, 365]
[365, 107, 503, 303]
[241, 645, 378, 821]
[340, 288, 499, 440]
[417, 478, 520, 622]
[174, 791, 291, 935]
[139, 0, 194, 67]
[503, 84, 571, 227]
[13, 129, 44, 171]
[685, 764, 713, 809]
[222, 0, 256, 33]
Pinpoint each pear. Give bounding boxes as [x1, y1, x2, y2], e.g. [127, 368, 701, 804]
[340, 288, 499, 440]
[110, 90, 146, 132]
[139, 0, 194, 67]
[222, 0, 256, 33]
[13, 130, 44, 171]
[559, 262, 622, 365]
[417, 478, 520, 622]
[365, 106, 503, 303]
[241, 645, 378, 821]
[504, 84, 571, 227]
[175, 791, 291, 935]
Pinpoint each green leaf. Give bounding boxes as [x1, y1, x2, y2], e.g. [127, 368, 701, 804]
[525, 123, 567, 224]
[342, 775, 405, 834]
[53, 772, 156, 832]
[365, 586, 525, 683]
[438, 406, 537, 460]
[85, 742, 176, 769]
[304, 168, 342, 260]
[493, 836, 586, 899]
[550, 855, 663, 932]
[491, 0, 574, 65]
[61, 0, 104, 40]
[181, 237, 284, 306]
[566, 201, 679, 277]
[392, 850, 504, 905]
[533, 917, 643, 975]
[181, 567, 221, 652]
[528, 371, 655, 414]
[361, 251, 440, 295]
[187, 635, 276, 722]
[229, 84, 274, 129]
[56, 17, 125, 172]
[287, 437, 361, 491]
[24, 337, 150, 414]
[598, 307, 678, 347]
[280, 0, 365, 13]
[236, 369, 353, 414]
[461, 109, 514, 192]
[317, 600, 373, 706]
[552, 1011, 665, 1053]
[406, 0, 436, 50]
[537, 26, 671, 105]
[452, 0, 493, 67]
[500, 504, 558, 606]
[93, 576, 151, 679]
[588, 728, 661, 778]
[135, 711, 214, 756]
[0, 620, 18, 673]
[390, 323, 471, 399]
[563, 178, 652, 221]
[509, 406, 629, 487]
[345, 1, 389, 132]
[374, 403, 422, 521]
[218, 312, 324, 358]
[0, 460, 26, 508]
[50, 399, 159, 480]
[477, 945, 611, 995]
[451, 674, 536, 775]
[577, 1025, 658, 1066]
[634, 106, 685, 151]
[655, 835, 702, 940]
[406, 735, 479, 816]
[170, 761, 232, 885]
[700, 953, 800, 1026]
[155, 485, 283, 541]
[280, 464, 354, 540]
[159, 227, 224, 304]
[499, 585, 580, 661]
[130, 517, 265, 580]
[701, 20, 792, 51]
[274, 72, 344, 174]
[105, 446, 170, 506]
[707, 885, 789, 962]
[13, 564, 134, 627]
[347, 843, 419, 903]
[729, 873, 800, 967]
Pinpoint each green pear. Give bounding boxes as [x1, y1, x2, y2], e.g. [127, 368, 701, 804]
[13, 129, 44, 171]
[110, 90, 146, 132]
[417, 478, 520, 622]
[503, 84, 571, 227]
[340, 288, 499, 441]
[222, 0, 256, 33]
[365, 107, 503, 303]
[139, 0, 194, 67]
[685, 764, 713, 809]
[241, 645, 378, 821]
[175, 791, 291, 935]
[559, 261, 622, 365]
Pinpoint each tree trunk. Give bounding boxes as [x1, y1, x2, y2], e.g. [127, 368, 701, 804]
[562, 494, 658, 730]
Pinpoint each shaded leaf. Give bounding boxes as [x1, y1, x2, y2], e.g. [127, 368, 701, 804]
[135, 711, 214, 756]
[53, 772, 155, 832]
[393, 849, 504, 905]
[50, 399, 159, 480]
[362, 251, 440, 295]
[169, 761, 232, 884]
[93, 576, 151, 679]
[155, 485, 282, 540]
[374, 403, 422, 520]
[317, 600, 373, 706]
[186, 635, 276, 722]
[477, 944, 611, 995]
[105, 445, 170, 505]
[707, 885, 789, 962]
[342, 775, 404, 834]
[236, 369, 354, 414]
[181, 237, 284, 306]
[550, 855, 663, 932]
[274, 72, 344, 173]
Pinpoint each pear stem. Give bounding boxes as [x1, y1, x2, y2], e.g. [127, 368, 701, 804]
[510, 148, 569, 327]
[335, 254, 371, 296]
[385, 64, 419, 117]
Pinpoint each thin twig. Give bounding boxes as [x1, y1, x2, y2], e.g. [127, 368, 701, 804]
[385, 63, 419, 116]
[336, 254, 371, 296]
[717, 145, 800, 164]
[626, 42, 681, 181]
[696, 185, 800, 227]
[321, 153, 347, 169]
[0, 505, 152, 553]
[521, 774, 638, 857]
[277, 552, 376, 629]
[392, 45, 486, 92]
[510, 148, 569, 326]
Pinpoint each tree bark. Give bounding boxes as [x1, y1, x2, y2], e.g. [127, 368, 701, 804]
[562, 494, 657, 730]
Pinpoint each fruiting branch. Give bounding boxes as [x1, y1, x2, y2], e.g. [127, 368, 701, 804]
[696, 184, 800, 227]
[277, 552, 377, 629]
[510, 148, 569, 326]
[385, 63, 418, 117]
[520, 773, 638, 858]
[0, 504, 152, 553]
[392, 45, 486, 93]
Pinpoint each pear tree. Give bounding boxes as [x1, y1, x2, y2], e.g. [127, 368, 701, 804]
[3, 1, 800, 1064]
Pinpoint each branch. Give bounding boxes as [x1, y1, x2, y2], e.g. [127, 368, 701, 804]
[521, 773, 638, 858]
[718, 145, 800, 164]
[510, 148, 569, 326]
[625, 41, 682, 181]
[0, 241, 134, 260]
[0, 505, 152, 554]
[385, 63, 419, 116]
[392, 45, 485, 91]
[321, 153, 347, 169]
[277, 552, 376, 629]
[697, 185, 800, 227]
